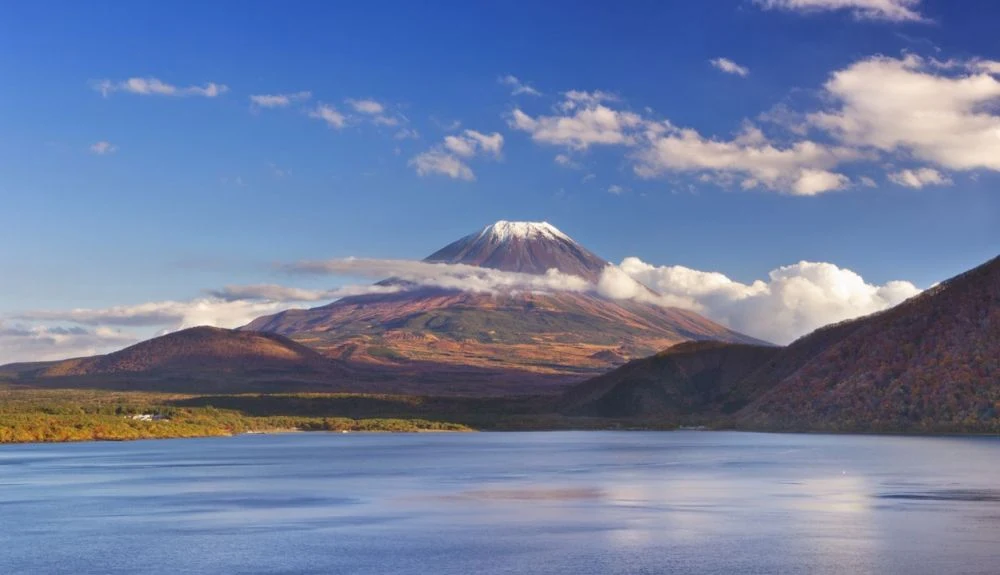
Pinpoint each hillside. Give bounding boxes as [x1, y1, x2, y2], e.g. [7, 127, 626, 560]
[563, 254, 1000, 432]
[560, 341, 779, 418]
[11, 327, 359, 394]
[738, 255, 1000, 432]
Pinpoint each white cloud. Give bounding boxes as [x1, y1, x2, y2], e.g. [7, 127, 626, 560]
[286, 258, 591, 294]
[810, 54, 1000, 173]
[208, 283, 402, 302]
[14, 299, 293, 330]
[859, 176, 878, 187]
[607, 184, 626, 195]
[634, 124, 859, 196]
[444, 130, 504, 158]
[410, 150, 475, 181]
[344, 98, 405, 128]
[346, 98, 385, 115]
[249, 91, 311, 109]
[499, 75, 541, 96]
[308, 104, 347, 129]
[510, 100, 643, 150]
[888, 167, 952, 188]
[710, 58, 750, 77]
[0, 323, 137, 365]
[510, 90, 859, 195]
[752, 0, 926, 22]
[89, 141, 117, 155]
[93, 77, 228, 98]
[411, 130, 504, 181]
[610, 257, 921, 344]
[793, 169, 851, 195]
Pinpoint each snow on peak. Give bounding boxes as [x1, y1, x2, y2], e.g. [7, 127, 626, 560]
[480, 220, 571, 242]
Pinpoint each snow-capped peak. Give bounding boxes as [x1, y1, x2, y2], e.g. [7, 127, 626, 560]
[479, 220, 571, 243]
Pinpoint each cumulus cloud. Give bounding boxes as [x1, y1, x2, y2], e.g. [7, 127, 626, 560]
[635, 124, 859, 195]
[286, 258, 591, 294]
[410, 129, 504, 181]
[510, 91, 859, 195]
[0, 322, 137, 365]
[90, 141, 117, 155]
[499, 75, 541, 96]
[249, 91, 311, 109]
[810, 54, 1000, 173]
[607, 184, 627, 195]
[752, 0, 926, 22]
[710, 58, 750, 77]
[510, 95, 642, 150]
[610, 257, 921, 344]
[443, 130, 504, 158]
[888, 167, 952, 188]
[93, 77, 228, 98]
[308, 103, 347, 129]
[410, 150, 475, 181]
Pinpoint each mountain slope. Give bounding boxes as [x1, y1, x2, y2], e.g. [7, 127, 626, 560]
[560, 341, 779, 418]
[563, 254, 1000, 431]
[17, 327, 356, 393]
[245, 221, 763, 393]
[738, 254, 1000, 431]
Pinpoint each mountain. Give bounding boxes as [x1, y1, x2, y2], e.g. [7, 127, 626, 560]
[245, 221, 763, 394]
[562, 254, 1000, 432]
[11, 327, 358, 393]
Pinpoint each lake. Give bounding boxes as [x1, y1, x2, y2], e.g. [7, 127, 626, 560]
[1, 431, 999, 574]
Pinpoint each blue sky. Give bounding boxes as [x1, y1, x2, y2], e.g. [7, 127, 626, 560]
[1, 0, 998, 360]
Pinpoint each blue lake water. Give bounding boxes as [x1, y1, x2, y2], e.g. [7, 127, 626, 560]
[1, 431, 999, 574]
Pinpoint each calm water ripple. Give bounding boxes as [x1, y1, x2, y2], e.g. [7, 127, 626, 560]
[1, 431, 999, 574]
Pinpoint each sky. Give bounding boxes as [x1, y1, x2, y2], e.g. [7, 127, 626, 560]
[1, 0, 998, 361]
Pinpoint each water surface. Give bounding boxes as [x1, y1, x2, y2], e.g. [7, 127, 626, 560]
[2, 431, 999, 574]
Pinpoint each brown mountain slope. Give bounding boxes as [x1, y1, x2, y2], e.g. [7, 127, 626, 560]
[20, 327, 358, 393]
[562, 254, 1000, 432]
[738, 254, 1000, 432]
[245, 289, 761, 390]
[560, 341, 779, 418]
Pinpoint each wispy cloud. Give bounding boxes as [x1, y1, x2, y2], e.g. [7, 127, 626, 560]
[752, 0, 927, 22]
[499, 74, 541, 96]
[710, 57, 750, 77]
[93, 77, 228, 98]
[89, 141, 117, 155]
[249, 91, 312, 109]
[308, 103, 347, 129]
[0, 322, 136, 365]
